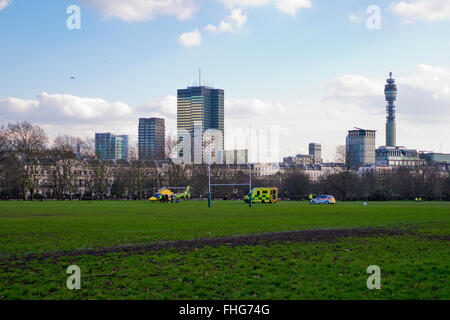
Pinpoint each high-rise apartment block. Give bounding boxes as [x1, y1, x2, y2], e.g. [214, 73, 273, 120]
[346, 129, 376, 168]
[309, 143, 322, 163]
[95, 133, 129, 160]
[138, 118, 165, 160]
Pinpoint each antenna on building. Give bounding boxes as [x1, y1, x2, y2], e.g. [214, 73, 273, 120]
[199, 67, 201, 86]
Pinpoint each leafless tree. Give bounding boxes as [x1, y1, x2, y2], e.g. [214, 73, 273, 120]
[86, 138, 113, 200]
[51, 135, 82, 200]
[165, 162, 189, 187]
[334, 145, 347, 164]
[1, 122, 48, 200]
[79, 138, 97, 199]
[128, 145, 146, 200]
[166, 134, 177, 159]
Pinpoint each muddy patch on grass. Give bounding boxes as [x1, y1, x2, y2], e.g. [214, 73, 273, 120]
[0, 214, 55, 218]
[1, 227, 408, 263]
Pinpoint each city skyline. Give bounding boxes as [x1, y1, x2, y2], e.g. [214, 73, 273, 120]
[1, 0, 450, 162]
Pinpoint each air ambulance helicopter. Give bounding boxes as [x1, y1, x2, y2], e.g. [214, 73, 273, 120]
[149, 186, 190, 202]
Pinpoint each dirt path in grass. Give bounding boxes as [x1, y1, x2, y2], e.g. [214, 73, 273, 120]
[1, 227, 410, 263]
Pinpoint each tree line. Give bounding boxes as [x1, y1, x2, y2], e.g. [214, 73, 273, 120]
[268, 167, 450, 201]
[1, 121, 449, 201]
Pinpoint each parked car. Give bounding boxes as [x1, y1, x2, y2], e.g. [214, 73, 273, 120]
[310, 195, 336, 204]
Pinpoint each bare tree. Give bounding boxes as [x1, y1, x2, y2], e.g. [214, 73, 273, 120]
[1, 122, 48, 200]
[0, 131, 8, 183]
[51, 135, 81, 200]
[165, 162, 189, 187]
[79, 138, 97, 199]
[334, 144, 347, 164]
[128, 145, 146, 200]
[83, 138, 113, 200]
[93, 159, 113, 200]
[166, 134, 177, 159]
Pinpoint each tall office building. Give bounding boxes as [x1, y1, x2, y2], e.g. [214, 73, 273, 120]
[385, 72, 397, 147]
[138, 118, 166, 160]
[177, 85, 224, 163]
[346, 128, 376, 168]
[95, 133, 129, 160]
[177, 85, 224, 141]
[309, 143, 322, 163]
[115, 135, 128, 160]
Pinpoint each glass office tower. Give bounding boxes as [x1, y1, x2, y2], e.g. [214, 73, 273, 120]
[138, 118, 166, 160]
[177, 86, 224, 142]
[95, 133, 129, 160]
[346, 129, 376, 168]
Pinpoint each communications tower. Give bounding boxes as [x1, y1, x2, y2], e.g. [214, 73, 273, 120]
[385, 72, 397, 147]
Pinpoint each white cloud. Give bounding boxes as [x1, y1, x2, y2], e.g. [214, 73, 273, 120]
[399, 64, 450, 99]
[0, 92, 134, 123]
[219, 0, 311, 16]
[80, 0, 198, 22]
[326, 74, 382, 110]
[274, 0, 312, 16]
[391, 0, 450, 22]
[226, 98, 286, 118]
[349, 13, 361, 23]
[325, 64, 450, 124]
[0, 92, 139, 145]
[204, 8, 247, 33]
[220, 0, 270, 8]
[137, 95, 177, 136]
[178, 28, 202, 47]
[138, 95, 177, 117]
[0, 93, 181, 147]
[0, 98, 38, 112]
[0, 0, 10, 11]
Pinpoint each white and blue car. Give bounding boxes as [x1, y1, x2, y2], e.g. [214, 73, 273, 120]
[310, 195, 336, 204]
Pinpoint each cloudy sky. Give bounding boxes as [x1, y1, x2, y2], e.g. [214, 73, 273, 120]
[1, 0, 450, 162]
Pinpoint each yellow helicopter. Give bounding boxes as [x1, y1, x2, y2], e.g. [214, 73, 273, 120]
[149, 186, 190, 202]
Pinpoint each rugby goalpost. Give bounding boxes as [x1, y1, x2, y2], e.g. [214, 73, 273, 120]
[205, 134, 253, 208]
[208, 163, 252, 208]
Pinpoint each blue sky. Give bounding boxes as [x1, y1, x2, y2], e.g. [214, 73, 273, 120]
[1, 0, 450, 161]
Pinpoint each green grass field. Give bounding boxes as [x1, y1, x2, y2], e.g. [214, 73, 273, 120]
[0, 200, 449, 299]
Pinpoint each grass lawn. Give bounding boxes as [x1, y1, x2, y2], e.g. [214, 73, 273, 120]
[0, 200, 449, 299]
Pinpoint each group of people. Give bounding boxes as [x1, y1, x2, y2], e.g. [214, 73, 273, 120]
[159, 194, 178, 203]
